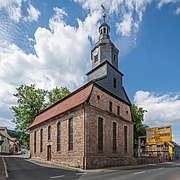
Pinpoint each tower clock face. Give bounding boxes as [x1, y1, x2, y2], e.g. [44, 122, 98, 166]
[93, 48, 99, 56]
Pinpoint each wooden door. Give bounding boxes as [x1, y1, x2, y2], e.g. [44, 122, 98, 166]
[47, 145, 51, 161]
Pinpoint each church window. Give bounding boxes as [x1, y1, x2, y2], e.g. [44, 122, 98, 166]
[113, 78, 117, 88]
[98, 117, 103, 151]
[107, 29, 109, 34]
[109, 101, 112, 112]
[100, 29, 103, 34]
[57, 122, 61, 151]
[48, 126, 51, 141]
[114, 54, 116, 62]
[124, 126, 128, 153]
[40, 129, 43, 152]
[94, 54, 98, 63]
[68, 118, 73, 151]
[113, 122, 117, 152]
[103, 27, 106, 33]
[34, 131, 36, 153]
[117, 106, 120, 115]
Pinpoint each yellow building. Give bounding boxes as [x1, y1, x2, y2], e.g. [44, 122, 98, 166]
[143, 126, 173, 161]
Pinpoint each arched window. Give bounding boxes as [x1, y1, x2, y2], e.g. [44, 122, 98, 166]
[40, 129, 43, 152]
[68, 118, 73, 151]
[124, 126, 128, 153]
[48, 126, 51, 141]
[57, 122, 61, 151]
[98, 117, 103, 151]
[34, 131, 36, 153]
[103, 27, 106, 34]
[113, 122, 117, 152]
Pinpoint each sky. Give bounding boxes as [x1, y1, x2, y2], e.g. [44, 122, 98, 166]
[0, 0, 180, 144]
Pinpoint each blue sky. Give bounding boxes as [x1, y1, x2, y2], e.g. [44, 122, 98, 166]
[0, 0, 180, 144]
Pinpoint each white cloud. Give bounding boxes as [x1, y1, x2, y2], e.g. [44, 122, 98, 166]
[157, 0, 180, 9]
[116, 13, 133, 36]
[74, 0, 152, 37]
[24, 4, 41, 22]
[0, 7, 98, 129]
[0, 0, 22, 8]
[134, 90, 180, 126]
[176, 7, 180, 14]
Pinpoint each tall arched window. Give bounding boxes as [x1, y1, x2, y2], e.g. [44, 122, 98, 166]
[98, 117, 103, 151]
[68, 118, 73, 151]
[57, 122, 61, 151]
[124, 126, 128, 153]
[34, 131, 36, 153]
[113, 122, 117, 152]
[40, 129, 43, 152]
[48, 126, 51, 141]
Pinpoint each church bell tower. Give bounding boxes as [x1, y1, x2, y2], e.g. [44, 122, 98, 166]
[86, 14, 131, 105]
[91, 15, 119, 70]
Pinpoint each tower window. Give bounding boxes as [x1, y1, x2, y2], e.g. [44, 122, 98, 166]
[124, 126, 128, 153]
[107, 29, 109, 34]
[109, 101, 112, 112]
[117, 106, 120, 115]
[114, 54, 116, 62]
[97, 95, 100, 100]
[103, 27, 106, 34]
[113, 122, 117, 152]
[113, 78, 117, 88]
[94, 54, 98, 63]
[100, 29, 102, 34]
[98, 117, 103, 151]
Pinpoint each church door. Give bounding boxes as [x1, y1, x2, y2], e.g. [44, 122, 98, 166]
[47, 145, 51, 161]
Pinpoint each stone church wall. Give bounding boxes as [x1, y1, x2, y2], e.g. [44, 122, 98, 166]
[30, 107, 85, 168]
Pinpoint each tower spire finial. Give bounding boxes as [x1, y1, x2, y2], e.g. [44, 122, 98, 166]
[101, 4, 106, 22]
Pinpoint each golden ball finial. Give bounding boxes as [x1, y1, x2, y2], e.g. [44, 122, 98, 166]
[102, 13, 106, 20]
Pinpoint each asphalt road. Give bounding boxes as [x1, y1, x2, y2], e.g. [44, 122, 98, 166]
[4, 156, 180, 180]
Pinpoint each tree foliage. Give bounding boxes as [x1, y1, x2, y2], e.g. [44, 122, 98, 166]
[132, 104, 149, 149]
[11, 84, 70, 149]
[48, 87, 70, 106]
[11, 85, 47, 149]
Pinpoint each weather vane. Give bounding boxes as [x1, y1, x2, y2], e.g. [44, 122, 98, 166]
[101, 4, 106, 22]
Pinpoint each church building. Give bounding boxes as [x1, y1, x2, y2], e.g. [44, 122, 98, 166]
[30, 17, 134, 169]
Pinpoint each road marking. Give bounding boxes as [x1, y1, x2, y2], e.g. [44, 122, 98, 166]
[2, 157, 8, 178]
[134, 171, 146, 175]
[50, 175, 65, 179]
[76, 172, 87, 175]
[148, 164, 156, 166]
[158, 167, 164, 170]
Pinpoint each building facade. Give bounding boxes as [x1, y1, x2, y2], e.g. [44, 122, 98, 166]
[0, 127, 11, 154]
[30, 19, 134, 169]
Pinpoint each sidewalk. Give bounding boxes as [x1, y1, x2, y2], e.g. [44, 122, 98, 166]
[0, 156, 7, 180]
[27, 157, 166, 173]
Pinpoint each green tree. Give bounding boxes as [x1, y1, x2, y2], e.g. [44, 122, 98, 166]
[132, 104, 149, 150]
[11, 84, 71, 149]
[47, 87, 70, 106]
[11, 85, 47, 149]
